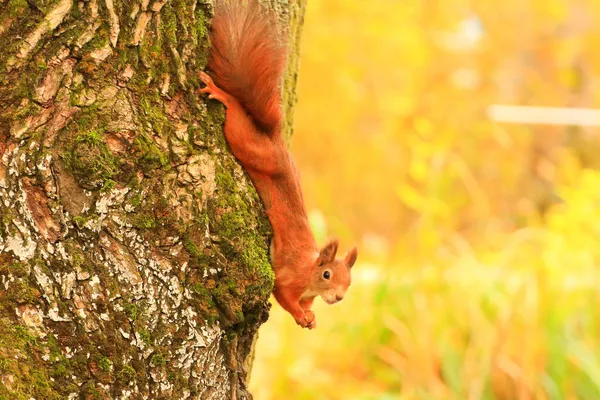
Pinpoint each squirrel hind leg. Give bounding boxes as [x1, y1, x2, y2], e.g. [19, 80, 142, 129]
[199, 72, 231, 106]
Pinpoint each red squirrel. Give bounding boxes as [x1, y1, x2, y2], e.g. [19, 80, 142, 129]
[199, 0, 357, 329]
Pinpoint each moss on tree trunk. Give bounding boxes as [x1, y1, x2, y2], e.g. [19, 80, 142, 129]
[0, 0, 305, 398]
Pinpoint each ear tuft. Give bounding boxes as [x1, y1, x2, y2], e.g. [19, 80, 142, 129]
[317, 239, 339, 266]
[345, 246, 358, 268]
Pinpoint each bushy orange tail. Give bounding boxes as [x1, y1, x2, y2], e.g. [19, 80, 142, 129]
[207, 0, 287, 135]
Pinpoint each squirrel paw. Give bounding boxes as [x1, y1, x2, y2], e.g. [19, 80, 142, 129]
[294, 310, 316, 330]
[294, 311, 315, 329]
[199, 72, 229, 106]
[305, 310, 317, 330]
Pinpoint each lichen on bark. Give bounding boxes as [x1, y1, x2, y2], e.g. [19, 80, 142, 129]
[0, 0, 305, 398]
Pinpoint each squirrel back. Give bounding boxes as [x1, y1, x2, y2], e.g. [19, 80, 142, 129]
[207, 0, 287, 134]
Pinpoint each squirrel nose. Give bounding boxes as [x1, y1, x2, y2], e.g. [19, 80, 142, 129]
[335, 295, 344, 302]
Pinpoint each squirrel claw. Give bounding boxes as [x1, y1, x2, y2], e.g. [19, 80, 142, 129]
[294, 311, 312, 329]
[304, 310, 317, 330]
[199, 71, 229, 106]
[296, 310, 317, 329]
[199, 71, 214, 86]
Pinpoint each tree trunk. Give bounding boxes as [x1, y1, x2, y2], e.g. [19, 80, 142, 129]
[0, 0, 305, 398]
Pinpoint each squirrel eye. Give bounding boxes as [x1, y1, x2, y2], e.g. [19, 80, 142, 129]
[323, 271, 331, 280]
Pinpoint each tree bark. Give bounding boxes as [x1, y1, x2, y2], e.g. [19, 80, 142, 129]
[0, 0, 305, 398]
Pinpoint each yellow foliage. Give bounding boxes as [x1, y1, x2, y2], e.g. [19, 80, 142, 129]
[251, 0, 600, 398]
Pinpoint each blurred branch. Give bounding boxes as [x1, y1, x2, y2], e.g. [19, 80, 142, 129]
[489, 105, 600, 128]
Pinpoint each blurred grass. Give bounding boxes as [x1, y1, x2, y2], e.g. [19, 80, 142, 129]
[250, 0, 600, 398]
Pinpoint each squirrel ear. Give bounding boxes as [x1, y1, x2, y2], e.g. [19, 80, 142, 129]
[345, 247, 358, 269]
[317, 239, 339, 266]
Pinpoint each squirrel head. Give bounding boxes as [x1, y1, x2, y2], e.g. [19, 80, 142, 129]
[310, 239, 358, 305]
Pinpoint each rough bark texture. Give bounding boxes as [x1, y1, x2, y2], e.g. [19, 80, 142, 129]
[0, 0, 305, 398]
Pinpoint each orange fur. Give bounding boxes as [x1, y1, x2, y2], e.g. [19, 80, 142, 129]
[200, 0, 358, 329]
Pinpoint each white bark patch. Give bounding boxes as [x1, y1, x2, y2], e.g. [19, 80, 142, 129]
[100, 234, 144, 289]
[170, 46, 187, 88]
[10, 103, 54, 139]
[74, 0, 100, 48]
[33, 264, 54, 301]
[176, 154, 216, 203]
[76, 20, 102, 49]
[88, 275, 103, 300]
[34, 59, 76, 104]
[0, 165, 6, 188]
[48, 306, 72, 322]
[104, 0, 121, 47]
[9, 0, 74, 67]
[160, 73, 170, 96]
[89, 44, 113, 64]
[97, 86, 119, 104]
[72, 88, 97, 107]
[0, 374, 16, 391]
[118, 64, 135, 84]
[61, 272, 77, 299]
[16, 304, 46, 335]
[76, 267, 91, 281]
[132, 12, 151, 46]
[2, 233, 37, 261]
[150, 0, 167, 12]
[42, 96, 79, 145]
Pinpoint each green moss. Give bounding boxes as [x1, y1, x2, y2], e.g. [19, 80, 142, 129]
[0, 262, 29, 278]
[116, 47, 140, 71]
[76, 129, 103, 145]
[192, 4, 211, 69]
[150, 353, 166, 367]
[30, 371, 51, 394]
[131, 214, 157, 229]
[134, 134, 169, 172]
[0, 357, 10, 371]
[13, 325, 38, 346]
[185, 147, 275, 326]
[215, 169, 235, 192]
[0, 322, 64, 399]
[71, 252, 84, 269]
[117, 365, 136, 383]
[98, 357, 112, 372]
[50, 359, 70, 379]
[184, 233, 210, 265]
[130, 193, 142, 208]
[4, 279, 40, 304]
[161, 3, 179, 46]
[36, 60, 48, 71]
[13, 100, 42, 122]
[80, 381, 104, 399]
[72, 215, 87, 229]
[139, 35, 164, 75]
[139, 93, 173, 137]
[63, 130, 119, 187]
[72, 215, 99, 231]
[68, 0, 82, 19]
[218, 209, 248, 239]
[7, 0, 29, 17]
[74, 104, 101, 130]
[124, 303, 139, 321]
[100, 179, 116, 192]
[192, 285, 215, 307]
[138, 329, 152, 345]
[241, 237, 275, 297]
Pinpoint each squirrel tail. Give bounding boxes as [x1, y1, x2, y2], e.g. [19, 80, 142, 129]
[207, 0, 287, 135]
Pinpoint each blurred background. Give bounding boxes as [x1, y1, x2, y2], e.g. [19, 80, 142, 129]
[250, 0, 600, 399]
